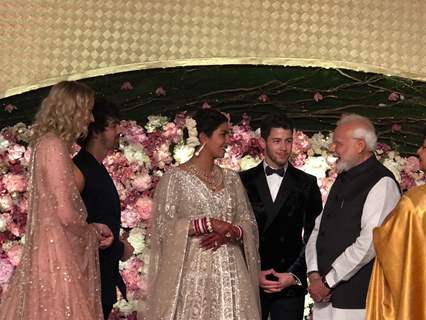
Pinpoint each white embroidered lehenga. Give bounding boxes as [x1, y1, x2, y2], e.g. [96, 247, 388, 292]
[145, 166, 261, 320]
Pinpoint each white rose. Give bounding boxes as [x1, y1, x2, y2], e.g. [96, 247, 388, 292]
[0, 195, 13, 212]
[0, 215, 7, 232]
[173, 145, 194, 164]
[185, 118, 197, 129]
[187, 127, 198, 137]
[383, 159, 401, 183]
[127, 227, 146, 255]
[0, 136, 10, 152]
[123, 145, 151, 168]
[186, 136, 200, 148]
[239, 155, 262, 171]
[113, 299, 138, 314]
[301, 157, 330, 179]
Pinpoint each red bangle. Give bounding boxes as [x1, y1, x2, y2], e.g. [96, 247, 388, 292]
[235, 225, 243, 240]
[193, 219, 200, 235]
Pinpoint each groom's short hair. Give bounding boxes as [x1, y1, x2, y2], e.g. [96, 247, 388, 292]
[260, 114, 294, 140]
[78, 95, 120, 147]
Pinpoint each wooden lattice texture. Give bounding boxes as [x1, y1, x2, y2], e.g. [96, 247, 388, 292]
[1, 0, 425, 97]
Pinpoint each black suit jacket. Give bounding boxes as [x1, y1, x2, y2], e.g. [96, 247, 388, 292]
[73, 149, 127, 309]
[240, 162, 322, 299]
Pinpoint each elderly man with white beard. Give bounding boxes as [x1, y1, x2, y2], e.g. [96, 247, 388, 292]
[305, 114, 401, 320]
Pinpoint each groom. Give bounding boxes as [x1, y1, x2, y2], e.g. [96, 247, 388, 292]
[73, 96, 134, 319]
[240, 114, 322, 320]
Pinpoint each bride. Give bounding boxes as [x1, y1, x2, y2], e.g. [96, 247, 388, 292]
[145, 108, 261, 320]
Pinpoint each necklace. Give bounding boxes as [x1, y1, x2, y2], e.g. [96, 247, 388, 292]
[184, 162, 224, 191]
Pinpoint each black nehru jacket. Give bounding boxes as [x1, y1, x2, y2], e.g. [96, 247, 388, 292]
[316, 156, 398, 309]
[73, 149, 127, 310]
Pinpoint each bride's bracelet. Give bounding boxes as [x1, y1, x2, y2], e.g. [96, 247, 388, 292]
[192, 217, 213, 235]
[235, 225, 243, 241]
[225, 224, 243, 242]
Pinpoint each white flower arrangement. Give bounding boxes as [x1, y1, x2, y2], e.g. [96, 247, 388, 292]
[127, 227, 146, 255]
[238, 155, 262, 171]
[173, 144, 195, 164]
[184, 117, 200, 148]
[122, 144, 151, 168]
[145, 115, 169, 133]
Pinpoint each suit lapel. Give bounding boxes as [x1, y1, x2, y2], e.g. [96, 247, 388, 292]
[263, 164, 296, 231]
[253, 164, 275, 228]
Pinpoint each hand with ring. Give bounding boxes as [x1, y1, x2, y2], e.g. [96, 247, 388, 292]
[200, 232, 225, 251]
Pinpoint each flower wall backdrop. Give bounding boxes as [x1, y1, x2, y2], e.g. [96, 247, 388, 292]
[0, 114, 424, 319]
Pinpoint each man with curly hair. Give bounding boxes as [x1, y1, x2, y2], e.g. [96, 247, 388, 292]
[73, 96, 134, 320]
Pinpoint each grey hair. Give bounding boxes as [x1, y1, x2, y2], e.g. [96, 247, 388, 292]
[337, 114, 377, 151]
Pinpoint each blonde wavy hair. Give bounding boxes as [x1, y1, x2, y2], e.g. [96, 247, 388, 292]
[31, 81, 95, 146]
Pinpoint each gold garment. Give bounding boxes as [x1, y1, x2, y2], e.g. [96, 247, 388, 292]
[145, 167, 261, 320]
[0, 134, 103, 320]
[366, 184, 426, 320]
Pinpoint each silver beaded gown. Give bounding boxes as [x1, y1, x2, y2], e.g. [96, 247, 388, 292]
[145, 166, 261, 320]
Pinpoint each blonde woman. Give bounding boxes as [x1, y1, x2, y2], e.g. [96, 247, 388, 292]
[0, 81, 113, 320]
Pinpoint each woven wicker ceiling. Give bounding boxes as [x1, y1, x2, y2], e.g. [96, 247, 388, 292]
[1, 0, 425, 98]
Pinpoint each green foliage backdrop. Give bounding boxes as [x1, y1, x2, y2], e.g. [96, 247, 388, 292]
[1, 66, 425, 153]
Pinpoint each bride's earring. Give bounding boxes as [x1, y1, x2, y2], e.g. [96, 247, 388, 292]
[195, 143, 206, 157]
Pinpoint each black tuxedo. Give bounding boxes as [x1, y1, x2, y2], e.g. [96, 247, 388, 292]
[73, 149, 127, 319]
[240, 162, 322, 319]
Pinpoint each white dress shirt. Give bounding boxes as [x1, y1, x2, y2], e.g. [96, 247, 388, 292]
[263, 161, 287, 202]
[305, 176, 400, 320]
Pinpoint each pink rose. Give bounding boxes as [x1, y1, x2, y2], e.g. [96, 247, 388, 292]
[201, 102, 211, 109]
[291, 154, 306, 168]
[121, 81, 133, 91]
[292, 131, 311, 154]
[120, 257, 145, 297]
[391, 123, 401, 133]
[400, 172, 416, 191]
[22, 148, 32, 166]
[0, 256, 14, 284]
[6, 244, 23, 266]
[121, 207, 141, 228]
[4, 104, 17, 113]
[2, 174, 27, 193]
[134, 197, 153, 221]
[155, 86, 166, 96]
[404, 156, 420, 173]
[162, 123, 180, 142]
[387, 92, 400, 102]
[313, 92, 323, 102]
[153, 144, 172, 169]
[257, 94, 269, 102]
[17, 197, 28, 213]
[7, 145, 26, 161]
[131, 174, 152, 192]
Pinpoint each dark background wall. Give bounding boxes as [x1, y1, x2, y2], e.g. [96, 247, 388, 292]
[1, 65, 425, 154]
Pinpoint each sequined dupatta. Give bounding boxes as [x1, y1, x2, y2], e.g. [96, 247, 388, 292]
[0, 134, 103, 320]
[144, 167, 260, 320]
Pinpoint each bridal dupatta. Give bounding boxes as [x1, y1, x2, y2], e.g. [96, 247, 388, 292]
[145, 167, 261, 320]
[0, 134, 103, 320]
[366, 184, 426, 320]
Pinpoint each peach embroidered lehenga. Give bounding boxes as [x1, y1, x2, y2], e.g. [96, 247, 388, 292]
[0, 134, 103, 320]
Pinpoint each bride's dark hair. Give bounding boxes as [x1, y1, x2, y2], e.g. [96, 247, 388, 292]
[192, 108, 228, 138]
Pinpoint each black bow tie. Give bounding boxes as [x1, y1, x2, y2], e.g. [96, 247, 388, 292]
[265, 166, 285, 177]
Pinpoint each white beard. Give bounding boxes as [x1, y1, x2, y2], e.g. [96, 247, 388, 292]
[336, 159, 356, 173]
